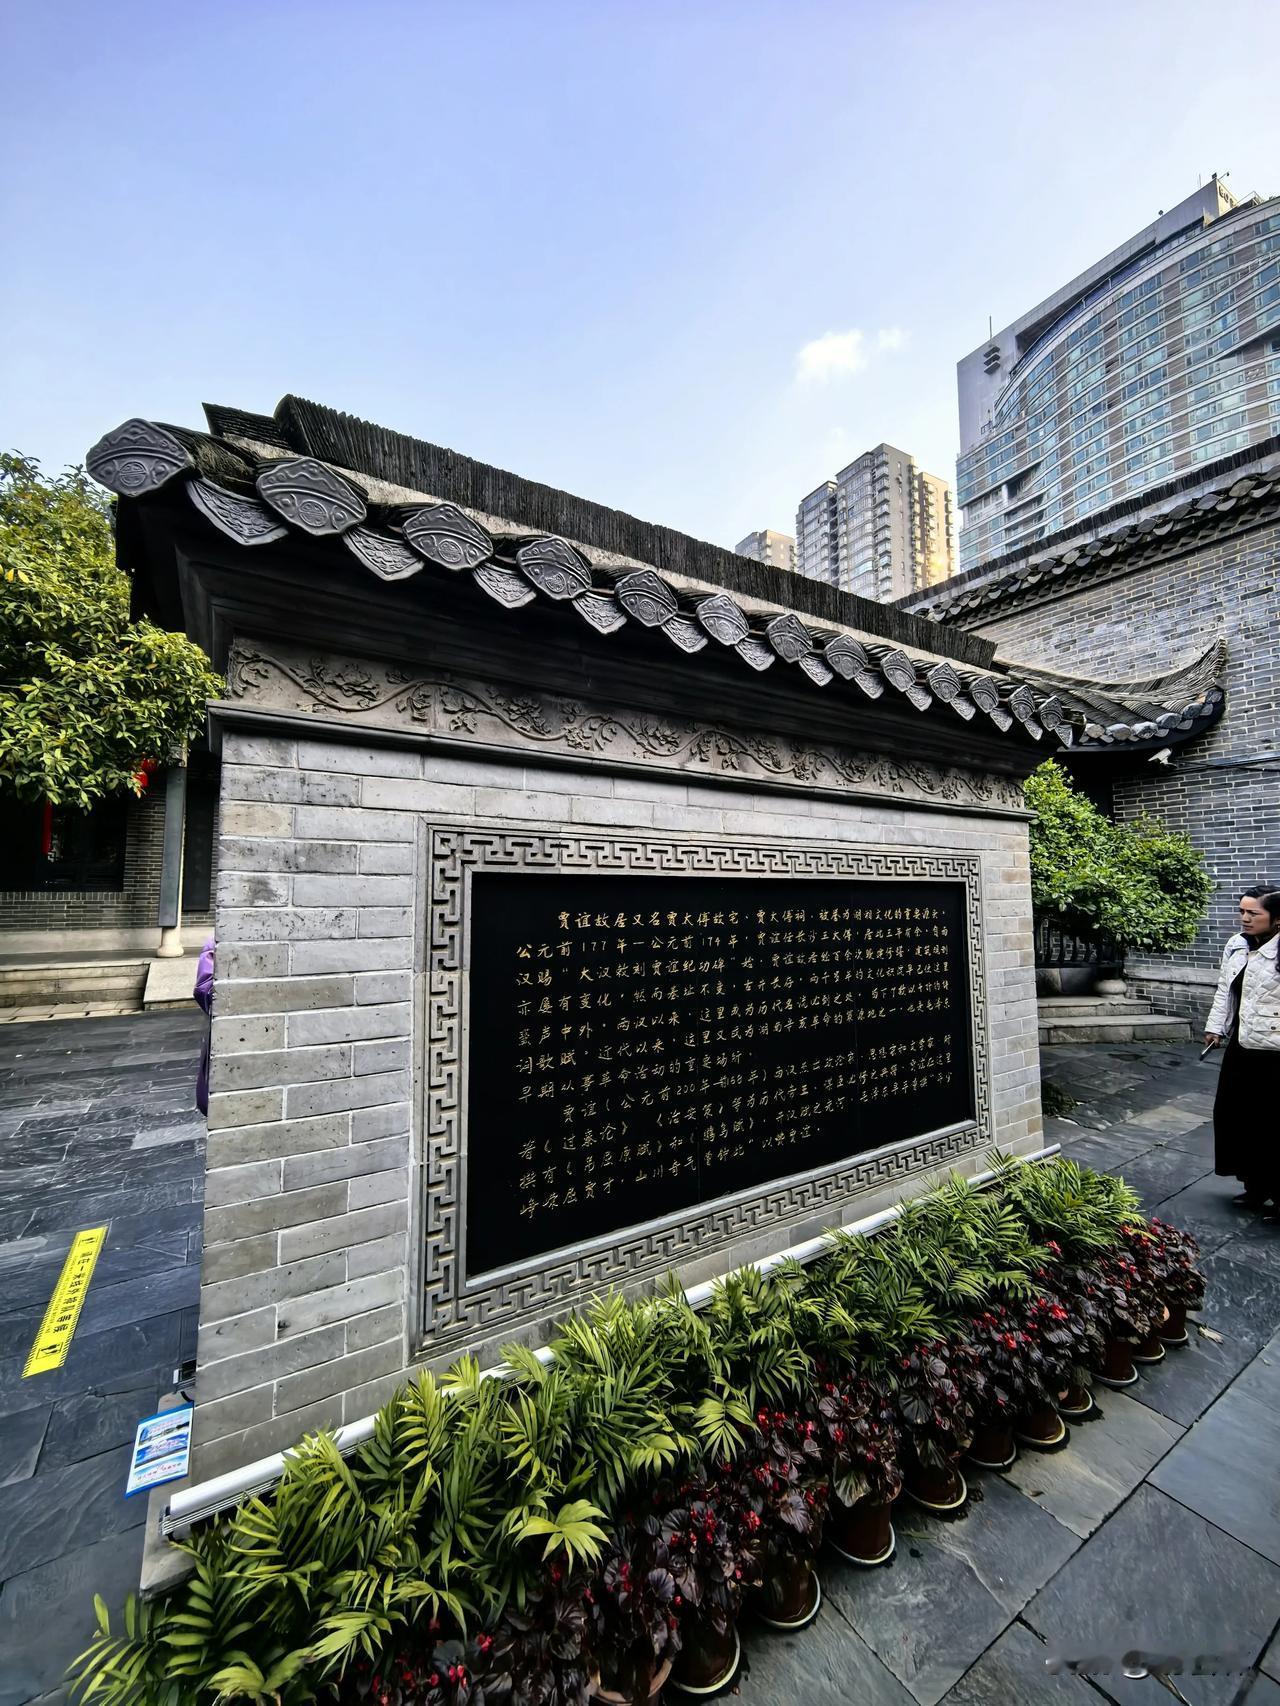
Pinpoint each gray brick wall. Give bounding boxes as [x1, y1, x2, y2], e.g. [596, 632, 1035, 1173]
[963, 518, 1280, 984]
[194, 728, 1044, 1480]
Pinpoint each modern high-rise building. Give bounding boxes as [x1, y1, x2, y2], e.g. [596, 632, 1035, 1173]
[734, 528, 796, 572]
[793, 444, 955, 600]
[915, 469, 956, 590]
[956, 176, 1280, 571]
[795, 480, 837, 584]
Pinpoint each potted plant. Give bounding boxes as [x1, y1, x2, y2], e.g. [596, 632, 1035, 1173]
[1088, 1242, 1160, 1385]
[659, 1491, 754, 1696]
[962, 1307, 1032, 1468]
[337, 1632, 510, 1705]
[735, 1408, 826, 1630]
[1008, 1295, 1074, 1448]
[814, 1370, 903, 1565]
[892, 1340, 980, 1514]
[588, 1520, 680, 1706]
[499, 1574, 598, 1706]
[1033, 1243, 1104, 1418]
[1141, 1218, 1205, 1347]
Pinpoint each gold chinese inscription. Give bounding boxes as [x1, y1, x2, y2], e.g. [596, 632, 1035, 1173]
[464, 876, 972, 1276]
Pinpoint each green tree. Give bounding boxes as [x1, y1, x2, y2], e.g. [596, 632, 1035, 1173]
[1023, 759, 1211, 952]
[0, 452, 222, 807]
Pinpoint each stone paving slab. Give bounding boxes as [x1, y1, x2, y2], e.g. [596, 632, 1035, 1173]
[823, 1474, 1080, 1706]
[0, 1528, 144, 1706]
[1264, 1623, 1280, 1684]
[1105, 1142, 1217, 1209]
[1149, 1326, 1280, 1568]
[0, 1004, 138, 1024]
[1021, 1484, 1280, 1706]
[1126, 1249, 1280, 1427]
[0, 1405, 50, 1488]
[1150, 1383, 1280, 1566]
[1000, 1387, 1183, 1538]
[735, 1596, 917, 1706]
[941, 1620, 1102, 1706]
[1143, 1171, 1256, 1258]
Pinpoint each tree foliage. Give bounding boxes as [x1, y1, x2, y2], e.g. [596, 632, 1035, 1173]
[0, 452, 222, 807]
[1023, 759, 1211, 952]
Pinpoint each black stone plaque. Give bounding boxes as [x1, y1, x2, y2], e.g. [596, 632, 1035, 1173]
[464, 874, 974, 1278]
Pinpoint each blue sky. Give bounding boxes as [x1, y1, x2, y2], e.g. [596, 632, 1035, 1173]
[3, 0, 1278, 550]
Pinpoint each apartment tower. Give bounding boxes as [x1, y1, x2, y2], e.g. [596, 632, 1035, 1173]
[734, 529, 796, 572]
[794, 444, 955, 601]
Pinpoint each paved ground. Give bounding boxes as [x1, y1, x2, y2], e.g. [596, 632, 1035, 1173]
[0, 1012, 206, 1706]
[0, 1025, 1277, 1703]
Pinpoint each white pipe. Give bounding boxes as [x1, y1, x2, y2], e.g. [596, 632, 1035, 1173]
[165, 1143, 1059, 1535]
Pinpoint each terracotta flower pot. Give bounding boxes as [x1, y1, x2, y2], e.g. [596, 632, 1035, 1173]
[1132, 1327, 1166, 1364]
[752, 1551, 821, 1629]
[1056, 1381, 1094, 1419]
[669, 1618, 740, 1696]
[1095, 1334, 1139, 1387]
[1015, 1401, 1068, 1449]
[904, 1459, 968, 1513]
[593, 1656, 674, 1705]
[828, 1494, 896, 1566]
[967, 1419, 1017, 1470]
[1160, 1301, 1189, 1347]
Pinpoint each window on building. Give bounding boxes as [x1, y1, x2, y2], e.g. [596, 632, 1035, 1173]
[0, 795, 130, 892]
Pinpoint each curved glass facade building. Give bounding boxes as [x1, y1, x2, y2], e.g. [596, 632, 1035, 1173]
[956, 178, 1280, 571]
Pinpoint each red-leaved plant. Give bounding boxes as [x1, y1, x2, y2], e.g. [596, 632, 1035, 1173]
[890, 1340, 982, 1470]
[341, 1633, 510, 1706]
[963, 1305, 1047, 1420]
[657, 1493, 753, 1638]
[1140, 1217, 1206, 1310]
[498, 1575, 597, 1706]
[1096, 1228, 1165, 1342]
[813, 1370, 904, 1508]
[587, 1517, 681, 1706]
[734, 1408, 828, 1562]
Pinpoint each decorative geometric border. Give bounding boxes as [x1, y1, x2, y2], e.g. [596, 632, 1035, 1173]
[417, 826, 990, 1353]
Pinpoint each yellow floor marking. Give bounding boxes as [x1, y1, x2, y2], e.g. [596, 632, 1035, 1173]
[22, 1226, 108, 1377]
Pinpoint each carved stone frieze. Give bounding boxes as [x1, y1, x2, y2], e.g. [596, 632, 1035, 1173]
[225, 641, 1029, 814]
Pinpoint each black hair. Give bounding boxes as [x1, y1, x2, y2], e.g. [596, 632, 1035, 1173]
[1242, 883, 1280, 899]
[1243, 891, 1280, 975]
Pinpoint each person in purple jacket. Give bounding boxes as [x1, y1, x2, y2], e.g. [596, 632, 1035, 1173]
[194, 934, 215, 1115]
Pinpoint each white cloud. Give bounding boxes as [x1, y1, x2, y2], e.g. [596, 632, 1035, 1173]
[794, 326, 909, 385]
[795, 329, 867, 384]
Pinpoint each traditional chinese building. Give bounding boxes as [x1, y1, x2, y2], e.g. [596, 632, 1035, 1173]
[905, 434, 1275, 1021]
[82, 397, 1222, 1495]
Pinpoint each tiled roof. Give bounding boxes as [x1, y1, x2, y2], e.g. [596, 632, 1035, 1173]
[911, 442, 1280, 625]
[85, 405, 1227, 758]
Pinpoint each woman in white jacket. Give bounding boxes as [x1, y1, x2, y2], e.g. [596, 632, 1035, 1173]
[1205, 889, 1280, 1220]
